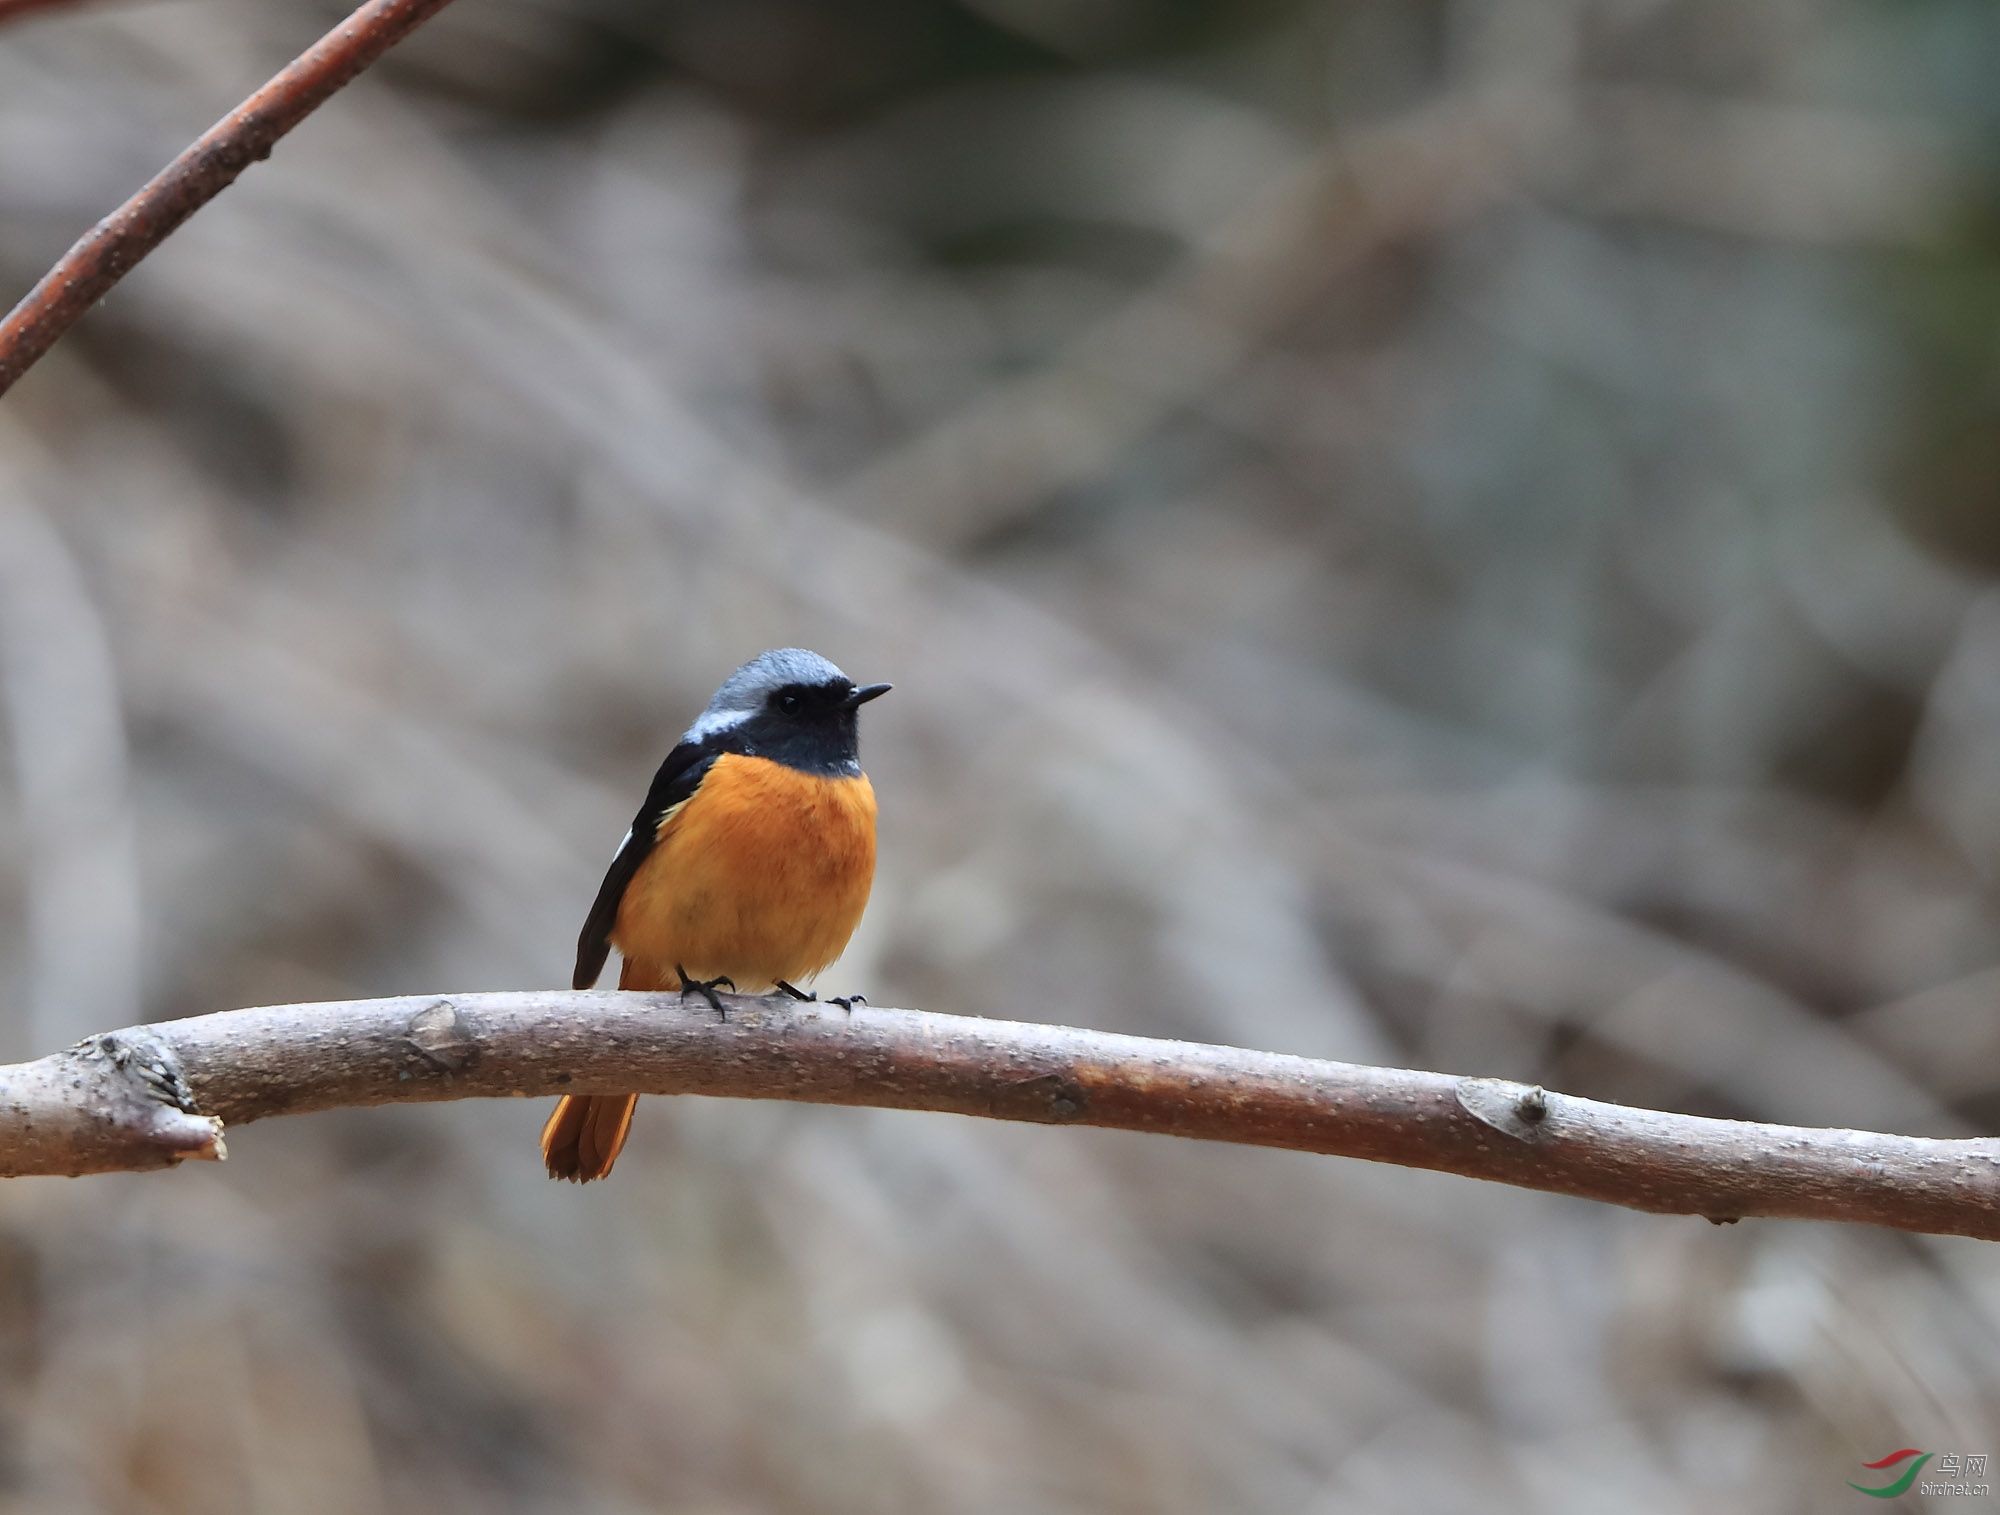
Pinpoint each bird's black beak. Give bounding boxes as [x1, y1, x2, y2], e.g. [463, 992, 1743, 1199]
[847, 682, 892, 708]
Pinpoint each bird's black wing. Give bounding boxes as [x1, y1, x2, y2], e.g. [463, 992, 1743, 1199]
[573, 740, 720, 989]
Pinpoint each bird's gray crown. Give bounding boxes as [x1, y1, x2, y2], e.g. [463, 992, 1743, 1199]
[684, 648, 849, 741]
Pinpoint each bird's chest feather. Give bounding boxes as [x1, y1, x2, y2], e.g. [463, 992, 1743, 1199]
[612, 753, 877, 986]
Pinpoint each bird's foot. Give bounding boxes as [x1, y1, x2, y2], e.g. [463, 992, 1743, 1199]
[676, 966, 736, 1016]
[777, 982, 862, 1013]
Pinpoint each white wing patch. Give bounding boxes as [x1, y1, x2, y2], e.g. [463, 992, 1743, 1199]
[651, 795, 694, 839]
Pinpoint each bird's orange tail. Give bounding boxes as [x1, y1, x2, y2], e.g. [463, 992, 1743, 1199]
[541, 1093, 638, 1181]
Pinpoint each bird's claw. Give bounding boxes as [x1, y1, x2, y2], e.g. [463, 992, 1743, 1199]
[676, 966, 736, 1016]
[777, 982, 862, 1014]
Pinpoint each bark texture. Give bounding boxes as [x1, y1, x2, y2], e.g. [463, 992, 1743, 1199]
[2, 989, 1996, 1241]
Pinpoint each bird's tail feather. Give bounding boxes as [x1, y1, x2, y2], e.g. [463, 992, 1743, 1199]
[541, 1093, 638, 1181]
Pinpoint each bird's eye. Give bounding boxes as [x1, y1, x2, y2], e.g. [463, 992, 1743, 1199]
[778, 693, 801, 714]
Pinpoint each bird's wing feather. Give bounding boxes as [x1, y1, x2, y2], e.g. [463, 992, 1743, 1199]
[572, 741, 719, 989]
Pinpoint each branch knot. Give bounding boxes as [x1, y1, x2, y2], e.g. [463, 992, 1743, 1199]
[82, 1029, 200, 1115]
[1456, 1077, 1556, 1145]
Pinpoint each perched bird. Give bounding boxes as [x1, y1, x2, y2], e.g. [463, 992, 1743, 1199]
[543, 649, 890, 1181]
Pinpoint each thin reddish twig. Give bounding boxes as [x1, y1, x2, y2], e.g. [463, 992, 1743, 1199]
[0, 0, 460, 398]
[0, 0, 90, 24]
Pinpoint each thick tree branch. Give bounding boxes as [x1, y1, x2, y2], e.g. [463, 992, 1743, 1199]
[0, 0, 459, 398]
[2, 989, 1996, 1239]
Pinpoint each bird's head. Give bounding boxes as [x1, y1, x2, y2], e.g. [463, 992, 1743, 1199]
[686, 648, 890, 774]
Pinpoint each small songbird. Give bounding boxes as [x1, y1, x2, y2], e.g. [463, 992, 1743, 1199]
[542, 648, 890, 1182]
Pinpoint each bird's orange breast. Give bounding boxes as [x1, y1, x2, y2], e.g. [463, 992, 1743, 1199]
[611, 753, 877, 991]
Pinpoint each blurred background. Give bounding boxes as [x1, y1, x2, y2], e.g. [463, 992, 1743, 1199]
[0, 0, 1997, 1507]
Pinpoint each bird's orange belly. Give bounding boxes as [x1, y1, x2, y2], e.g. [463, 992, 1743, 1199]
[611, 753, 878, 991]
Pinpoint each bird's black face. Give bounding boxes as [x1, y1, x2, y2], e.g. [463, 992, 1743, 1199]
[733, 678, 890, 774]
